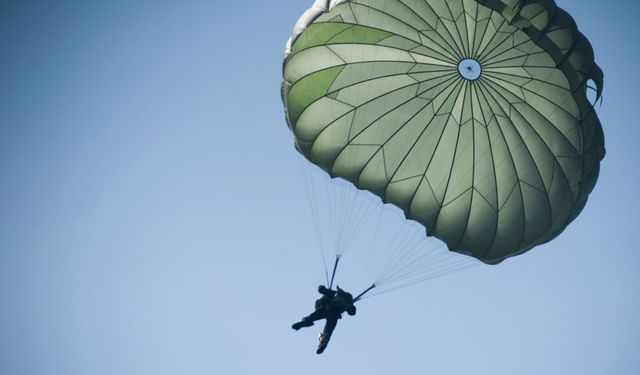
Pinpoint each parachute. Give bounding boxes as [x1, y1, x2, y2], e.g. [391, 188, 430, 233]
[282, 0, 604, 273]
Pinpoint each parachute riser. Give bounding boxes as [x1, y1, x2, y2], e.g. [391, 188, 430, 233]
[354, 283, 376, 303]
[328, 255, 341, 290]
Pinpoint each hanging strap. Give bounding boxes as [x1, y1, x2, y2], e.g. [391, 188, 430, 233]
[354, 283, 376, 303]
[328, 255, 341, 290]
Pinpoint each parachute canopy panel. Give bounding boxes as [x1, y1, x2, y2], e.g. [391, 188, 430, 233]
[282, 0, 605, 264]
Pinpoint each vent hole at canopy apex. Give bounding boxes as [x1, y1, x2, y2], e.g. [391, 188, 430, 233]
[458, 58, 482, 81]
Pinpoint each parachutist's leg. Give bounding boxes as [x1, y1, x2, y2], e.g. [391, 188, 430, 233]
[316, 317, 338, 354]
[292, 310, 326, 331]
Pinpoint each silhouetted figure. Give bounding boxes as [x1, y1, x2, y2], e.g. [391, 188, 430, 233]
[292, 285, 356, 354]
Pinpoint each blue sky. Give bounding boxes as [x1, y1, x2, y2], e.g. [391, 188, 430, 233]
[1, 1, 638, 374]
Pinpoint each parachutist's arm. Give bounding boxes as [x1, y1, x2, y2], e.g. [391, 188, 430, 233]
[347, 305, 356, 316]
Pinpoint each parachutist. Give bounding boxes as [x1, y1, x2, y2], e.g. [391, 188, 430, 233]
[292, 285, 356, 354]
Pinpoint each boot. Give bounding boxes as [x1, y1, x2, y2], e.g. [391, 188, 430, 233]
[291, 319, 314, 330]
[316, 333, 329, 354]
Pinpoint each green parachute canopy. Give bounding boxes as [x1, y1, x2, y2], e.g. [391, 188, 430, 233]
[282, 0, 605, 264]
